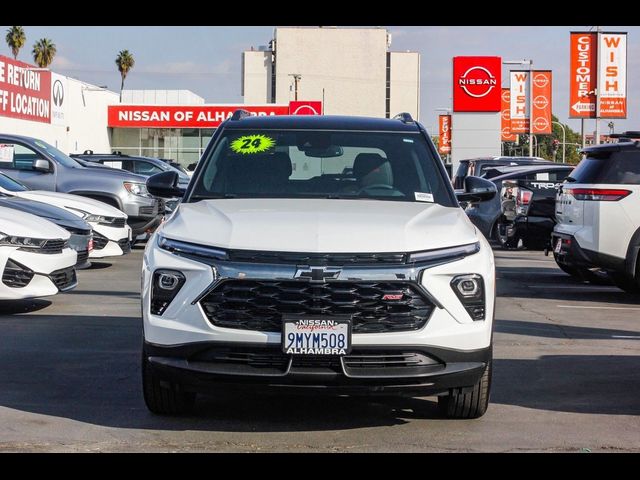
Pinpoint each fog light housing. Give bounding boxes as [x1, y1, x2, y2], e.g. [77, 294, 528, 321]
[451, 274, 485, 321]
[151, 269, 185, 315]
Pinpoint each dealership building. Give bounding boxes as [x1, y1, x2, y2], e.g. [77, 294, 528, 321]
[1, 27, 421, 167]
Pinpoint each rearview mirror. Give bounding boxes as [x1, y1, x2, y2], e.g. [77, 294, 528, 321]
[456, 176, 497, 203]
[147, 171, 185, 199]
[32, 158, 50, 173]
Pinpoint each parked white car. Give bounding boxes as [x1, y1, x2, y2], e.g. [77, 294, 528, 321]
[0, 206, 77, 300]
[0, 173, 132, 259]
[553, 140, 640, 292]
[140, 113, 497, 418]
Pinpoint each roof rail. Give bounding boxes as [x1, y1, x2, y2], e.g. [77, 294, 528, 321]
[230, 109, 252, 121]
[393, 112, 415, 124]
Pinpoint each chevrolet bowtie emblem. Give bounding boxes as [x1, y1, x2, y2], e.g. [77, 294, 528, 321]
[294, 267, 341, 282]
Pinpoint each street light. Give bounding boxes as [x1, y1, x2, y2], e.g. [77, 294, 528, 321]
[552, 121, 566, 163]
[503, 59, 533, 157]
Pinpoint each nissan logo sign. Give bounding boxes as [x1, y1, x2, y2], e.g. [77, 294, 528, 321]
[53, 79, 64, 107]
[458, 66, 497, 98]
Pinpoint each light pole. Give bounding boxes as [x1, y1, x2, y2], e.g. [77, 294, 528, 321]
[503, 59, 533, 157]
[552, 121, 566, 163]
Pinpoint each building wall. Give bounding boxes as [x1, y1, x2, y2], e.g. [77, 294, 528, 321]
[0, 76, 118, 154]
[272, 27, 389, 117]
[242, 51, 273, 104]
[451, 112, 502, 173]
[121, 89, 204, 105]
[389, 51, 420, 120]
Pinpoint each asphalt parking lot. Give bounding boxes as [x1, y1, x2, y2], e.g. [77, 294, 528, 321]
[0, 246, 638, 452]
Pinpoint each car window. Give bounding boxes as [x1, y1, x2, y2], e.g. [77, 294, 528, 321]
[134, 161, 163, 175]
[190, 129, 455, 206]
[0, 142, 42, 171]
[570, 151, 640, 185]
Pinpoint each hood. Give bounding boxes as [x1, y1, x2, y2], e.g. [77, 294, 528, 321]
[0, 206, 70, 239]
[14, 190, 126, 218]
[0, 197, 91, 232]
[72, 161, 148, 183]
[161, 199, 478, 253]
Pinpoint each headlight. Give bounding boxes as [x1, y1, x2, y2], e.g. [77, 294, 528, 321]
[157, 234, 228, 260]
[0, 233, 47, 250]
[124, 182, 151, 198]
[409, 242, 480, 264]
[66, 207, 118, 225]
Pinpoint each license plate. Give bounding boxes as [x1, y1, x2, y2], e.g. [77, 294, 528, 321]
[554, 238, 562, 254]
[282, 316, 351, 355]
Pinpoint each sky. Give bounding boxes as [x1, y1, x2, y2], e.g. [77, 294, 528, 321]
[2, 25, 638, 135]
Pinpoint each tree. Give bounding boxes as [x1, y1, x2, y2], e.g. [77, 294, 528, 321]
[32, 38, 56, 68]
[115, 50, 135, 102]
[5, 26, 26, 60]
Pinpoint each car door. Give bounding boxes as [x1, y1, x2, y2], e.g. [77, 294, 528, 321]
[0, 140, 57, 190]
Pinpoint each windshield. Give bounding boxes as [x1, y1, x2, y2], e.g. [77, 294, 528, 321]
[30, 139, 81, 168]
[188, 129, 454, 206]
[0, 172, 29, 192]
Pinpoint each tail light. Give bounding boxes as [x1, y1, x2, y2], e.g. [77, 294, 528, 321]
[515, 188, 533, 215]
[566, 188, 631, 201]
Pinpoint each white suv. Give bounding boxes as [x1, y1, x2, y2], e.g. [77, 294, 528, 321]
[553, 141, 640, 292]
[141, 112, 497, 418]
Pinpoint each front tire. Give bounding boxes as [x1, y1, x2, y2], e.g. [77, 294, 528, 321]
[142, 353, 195, 415]
[611, 272, 640, 293]
[438, 360, 491, 419]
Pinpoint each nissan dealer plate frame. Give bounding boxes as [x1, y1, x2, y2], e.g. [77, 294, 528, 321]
[282, 315, 352, 356]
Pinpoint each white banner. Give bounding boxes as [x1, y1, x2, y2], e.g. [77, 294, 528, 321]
[598, 32, 627, 118]
[509, 71, 530, 133]
[50, 72, 67, 126]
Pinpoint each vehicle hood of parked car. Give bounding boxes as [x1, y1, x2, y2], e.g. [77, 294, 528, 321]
[70, 159, 149, 183]
[0, 205, 71, 240]
[10, 190, 127, 219]
[0, 197, 92, 232]
[161, 198, 479, 253]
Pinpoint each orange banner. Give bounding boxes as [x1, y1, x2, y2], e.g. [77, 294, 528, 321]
[532, 71, 552, 134]
[510, 71, 529, 133]
[438, 115, 451, 154]
[501, 88, 517, 141]
[569, 32, 597, 118]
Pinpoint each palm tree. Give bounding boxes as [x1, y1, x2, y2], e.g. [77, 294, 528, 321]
[5, 26, 26, 60]
[115, 50, 135, 101]
[32, 38, 56, 68]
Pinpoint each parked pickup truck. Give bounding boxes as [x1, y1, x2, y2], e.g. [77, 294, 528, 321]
[497, 175, 570, 250]
[0, 134, 164, 239]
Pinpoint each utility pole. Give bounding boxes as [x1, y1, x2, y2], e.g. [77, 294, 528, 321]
[289, 73, 301, 101]
[595, 26, 602, 145]
[552, 121, 566, 163]
[528, 60, 533, 156]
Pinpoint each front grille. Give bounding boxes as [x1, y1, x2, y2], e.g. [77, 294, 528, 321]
[193, 348, 289, 369]
[200, 280, 433, 333]
[49, 266, 76, 291]
[342, 352, 436, 369]
[111, 218, 126, 228]
[41, 239, 68, 253]
[76, 250, 89, 266]
[118, 238, 131, 254]
[2, 259, 35, 288]
[227, 250, 407, 266]
[92, 231, 108, 250]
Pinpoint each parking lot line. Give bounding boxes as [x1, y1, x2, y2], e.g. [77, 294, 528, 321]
[557, 305, 640, 311]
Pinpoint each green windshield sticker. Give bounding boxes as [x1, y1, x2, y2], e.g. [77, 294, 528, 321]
[230, 134, 275, 155]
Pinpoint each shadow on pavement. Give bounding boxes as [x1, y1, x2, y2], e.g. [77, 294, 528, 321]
[87, 262, 113, 270]
[496, 319, 640, 340]
[492, 356, 640, 415]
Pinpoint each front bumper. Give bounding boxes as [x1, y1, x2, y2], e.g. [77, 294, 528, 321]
[144, 341, 490, 396]
[0, 247, 78, 300]
[89, 223, 132, 258]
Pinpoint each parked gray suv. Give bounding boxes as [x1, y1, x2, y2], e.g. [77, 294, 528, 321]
[0, 134, 163, 238]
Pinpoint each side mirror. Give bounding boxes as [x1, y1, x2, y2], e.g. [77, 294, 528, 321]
[146, 171, 185, 198]
[32, 158, 50, 173]
[456, 176, 497, 203]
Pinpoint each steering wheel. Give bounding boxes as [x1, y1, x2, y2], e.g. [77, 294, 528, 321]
[357, 184, 395, 195]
